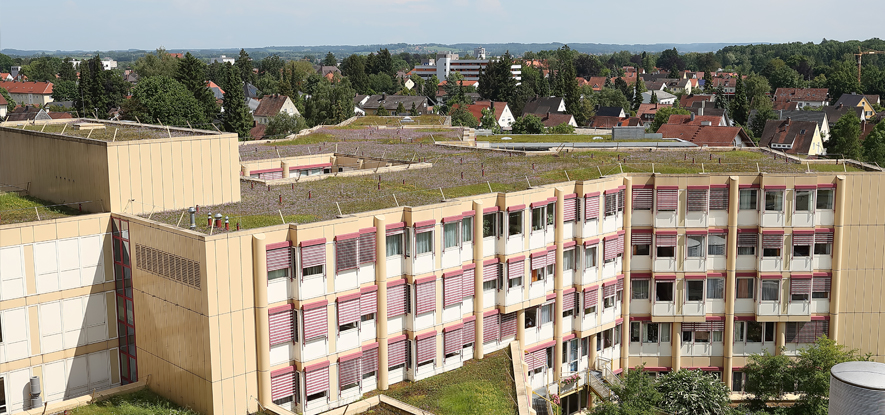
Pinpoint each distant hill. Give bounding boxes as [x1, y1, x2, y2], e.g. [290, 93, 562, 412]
[1, 42, 755, 60]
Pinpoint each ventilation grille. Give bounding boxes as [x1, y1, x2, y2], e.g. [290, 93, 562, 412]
[135, 244, 201, 290]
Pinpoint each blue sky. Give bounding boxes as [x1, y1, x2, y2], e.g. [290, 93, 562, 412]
[2, 0, 884, 51]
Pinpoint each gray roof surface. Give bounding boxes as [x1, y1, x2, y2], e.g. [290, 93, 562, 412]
[831, 361, 885, 390]
[523, 97, 565, 116]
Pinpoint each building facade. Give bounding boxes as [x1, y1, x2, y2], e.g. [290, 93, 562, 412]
[412, 57, 520, 82]
[3, 119, 885, 415]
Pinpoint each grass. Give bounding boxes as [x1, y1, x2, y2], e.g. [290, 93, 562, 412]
[365, 350, 518, 415]
[0, 192, 85, 224]
[476, 134, 613, 143]
[11, 122, 212, 141]
[344, 115, 448, 128]
[264, 133, 339, 146]
[69, 389, 198, 415]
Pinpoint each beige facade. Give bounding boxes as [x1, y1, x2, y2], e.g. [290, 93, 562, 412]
[0, 122, 240, 215]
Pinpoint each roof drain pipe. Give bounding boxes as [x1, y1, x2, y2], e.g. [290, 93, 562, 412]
[188, 207, 196, 230]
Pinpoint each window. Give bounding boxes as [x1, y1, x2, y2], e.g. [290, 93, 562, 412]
[524, 308, 537, 329]
[630, 322, 641, 342]
[339, 321, 358, 332]
[584, 246, 597, 268]
[763, 246, 781, 257]
[633, 244, 650, 256]
[443, 223, 459, 249]
[531, 266, 547, 283]
[546, 203, 555, 226]
[643, 323, 670, 343]
[707, 278, 724, 299]
[0, 377, 5, 414]
[531, 207, 544, 231]
[541, 304, 553, 324]
[734, 322, 745, 342]
[508, 275, 522, 289]
[268, 268, 289, 281]
[738, 233, 757, 256]
[306, 391, 327, 404]
[361, 313, 375, 323]
[816, 189, 834, 209]
[483, 279, 497, 292]
[708, 234, 726, 256]
[655, 281, 674, 302]
[604, 194, 618, 217]
[614, 324, 622, 346]
[736, 278, 754, 299]
[733, 371, 746, 392]
[814, 242, 832, 255]
[386, 234, 403, 256]
[632, 280, 649, 300]
[694, 331, 711, 343]
[482, 213, 498, 238]
[303, 264, 323, 278]
[746, 322, 763, 342]
[508, 211, 523, 236]
[765, 190, 784, 211]
[686, 280, 704, 302]
[656, 246, 675, 258]
[686, 236, 705, 258]
[794, 244, 811, 257]
[415, 231, 433, 255]
[761, 280, 780, 301]
[739, 189, 757, 210]
[563, 249, 574, 271]
[462, 217, 473, 243]
[795, 190, 813, 212]
[603, 294, 615, 309]
[712, 331, 723, 342]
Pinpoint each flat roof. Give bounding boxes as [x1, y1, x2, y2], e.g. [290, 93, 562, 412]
[1, 119, 219, 142]
[0, 191, 88, 225]
[145, 126, 868, 234]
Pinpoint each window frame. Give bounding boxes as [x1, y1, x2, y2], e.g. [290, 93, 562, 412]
[631, 279, 650, 300]
[816, 188, 834, 210]
[795, 189, 814, 212]
[655, 281, 674, 302]
[760, 279, 780, 302]
[386, 233, 404, 257]
[443, 222, 460, 250]
[508, 210, 523, 238]
[415, 229, 434, 256]
[764, 190, 784, 212]
[706, 278, 725, 300]
[686, 235, 706, 259]
[736, 278, 755, 299]
[708, 233, 726, 256]
[738, 189, 757, 210]
[685, 280, 705, 302]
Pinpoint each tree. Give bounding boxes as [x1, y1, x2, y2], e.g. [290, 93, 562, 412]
[368, 73, 395, 94]
[0, 87, 16, 109]
[512, 114, 545, 134]
[123, 76, 208, 126]
[479, 107, 500, 132]
[264, 112, 307, 138]
[742, 349, 796, 411]
[575, 54, 604, 78]
[743, 74, 772, 109]
[478, 52, 518, 103]
[827, 112, 863, 159]
[424, 75, 439, 104]
[133, 48, 180, 79]
[76, 55, 129, 117]
[656, 369, 731, 415]
[826, 60, 862, 104]
[583, 87, 632, 118]
[863, 121, 885, 166]
[591, 365, 661, 415]
[21, 56, 61, 82]
[650, 91, 658, 104]
[258, 54, 285, 79]
[340, 54, 370, 94]
[696, 52, 721, 73]
[322, 52, 337, 67]
[657, 48, 685, 71]
[703, 71, 714, 93]
[631, 81, 646, 111]
[714, 87, 727, 109]
[51, 80, 78, 102]
[175, 52, 219, 120]
[375, 105, 388, 116]
[730, 74, 750, 126]
[649, 107, 691, 132]
[450, 106, 478, 127]
[409, 102, 419, 116]
[668, 67, 680, 79]
[235, 49, 255, 85]
[58, 58, 78, 82]
[553, 46, 588, 124]
[221, 65, 253, 139]
[749, 102, 778, 142]
[395, 102, 405, 115]
[548, 123, 575, 134]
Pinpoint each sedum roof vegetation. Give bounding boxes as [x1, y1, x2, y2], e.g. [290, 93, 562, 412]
[147, 126, 864, 234]
[0, 192, 87, 225]
[4, 120, 217, 141]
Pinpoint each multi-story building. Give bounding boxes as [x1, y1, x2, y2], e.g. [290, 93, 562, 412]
[1, 118, 884, 415]
[411, 55, 520, 82]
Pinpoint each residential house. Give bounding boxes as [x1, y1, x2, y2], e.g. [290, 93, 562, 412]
[319, 66, 341, 81]
[759, 119, 824, 156]
[123, 70, 139, 84]
[0, 81, 54, 106]
[656, 124, 754, 147]
[644, 81, 667, 92]
[253, 95, 300, 125]
[458, 101, 516, 129]
[578, 77, 608, 91]
[642, 90, 676, 105]
[595, 106, 626, 118]
[823, 105, 865, 127]
[865, 95, 880, 106]
[0, 94, 7, 119]
[749, 109, 830, 142]
[667, 113, 727, 126]
[679, 94, 716, 109]
[636, 103, 672, 127]
[538, 112, 578, 128]
[640, 73, 674, 83]
[208, 81, 225, 101]
[359, 94, 429, 115]
[4, 106, 72, 122]
[249, 123, 268, 140]
[0, 72, 13, 81]
[773, 88, 829, 109]
[588, 116, 641, 128]
[211, 55, 236, 64]
[656, 78, 692, 94]
[523, 97, 567, 116]
[710, 77, 739, 94]
[772, 101, 800, 111]
[244, 83, 260, 100]
[833, 93, 876, 120]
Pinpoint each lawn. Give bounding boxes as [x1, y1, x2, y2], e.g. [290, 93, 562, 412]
[0, 192, 85, 224]
[476, 134, 612, 143]
[69, 389, 198, 415]
[365, 350, 518, 415]
[344, 115, 448, 127]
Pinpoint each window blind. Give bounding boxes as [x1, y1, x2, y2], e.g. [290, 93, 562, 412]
[416, 279, 436, 315]
[463, 317, 476, 345]
[303, 302, 328, 341]
[793, 232, 814, 246]
[443, 272, 463, 307]
[815, 230, 834, 244]
[633, 188, 653, 210]
[336, 237, 358, 273]
[709, 187, 729, 210]
[301, 243, 325, 269]
[388, 337, 407, 367]
[444, 326, 463, 355]
[267, 247, 292, 271]
[337, 295, 360, 326]
[500, 312, 518, 338]
[585, 195, 600, 220]
[361, 344, 378, 376]
[531, 252, 547, 270]
[738, 232, 758, 247]
[762, 233, 783, 249]
[564, 195, 578, 222]
[656, 234, 677, 247]
[359, 229, 376, 264]
[483, 261, 499, 282]
[656, 188, 678, 211]
[417, 333, 437, 364]
[687, 189, 708, 212]
[269, 308, 295, 346]
[584, 288, 598, 308]
[790, 278, 812, 296]
[632, 232, 652, 245]
[462, 266, 475, 298]
[360, 286, 377, 315]
[271, 367, 296, 400]
[387, 283, 408, 317]
[563, 291, 576, 311]
[304, 364, 329, 396]
[508, 260, 524, 281]
[338, 354, 361, 388]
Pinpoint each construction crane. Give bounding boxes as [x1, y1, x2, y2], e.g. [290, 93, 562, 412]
[855, 48, 885, 83]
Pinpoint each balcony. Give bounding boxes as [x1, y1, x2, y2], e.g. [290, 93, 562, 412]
[708, 210, 728, 227]
[632, 210, 653, 227]
[685, 211, 707, 228]
[583, 218, 599, 238]
[602, 212, 622, 234]
[654, 210, 677, 228]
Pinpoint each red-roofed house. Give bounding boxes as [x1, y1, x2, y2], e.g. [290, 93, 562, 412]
[679, 94, 716, 109]
[773, 88, 829, 109]
[462, 101, 516, 129]
[539, 112, 577, 128]
[0, 94, 7, 119]
[710, 77, 738, 94]
[578, 76, 608, 91]
[667, 113, 727, 127]
[0, 81, 54, 106]
[759, 119, 824, 156]
[253, 95, 300, 125]
[0, 73, 12, 81]
[589, 116, 641, 129]
[636, 103, 671, 127]
[657, 124, 754, 147]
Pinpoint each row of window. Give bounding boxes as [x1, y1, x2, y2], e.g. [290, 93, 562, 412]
[632, 187, 834, 212]
[631, 277, 831, 303]
[630, 321, 828, 344]
[632, 232, 833, 259]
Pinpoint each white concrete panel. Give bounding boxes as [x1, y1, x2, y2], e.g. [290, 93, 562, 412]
[66, 355, 89, 393]
[0, 246, 24, 281]
[269, 343, 290, 366]
[42, 360, 68, 402]
[59, 269, 80, 291]
[81, 265, 104, 287]
[88, 350, 111, 387]
[62, 298, 86, 348]
[36, 272, 59, 294]
[57, 238, 80, 271]
[8, 368, 32, 410]
[79, 235, 104, 267]
[3, 307, 30, 361]
[34, 241, 58, 275]
[39, 302, 63, 336]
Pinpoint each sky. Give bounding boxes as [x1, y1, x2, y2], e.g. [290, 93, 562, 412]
[2, 0, 884, 52]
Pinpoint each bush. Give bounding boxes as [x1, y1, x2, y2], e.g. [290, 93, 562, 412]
[450, 106, 479, 128]
[264, 112, 308, 139]
[512, 114, 545, 134]
[547, 122, 575, 134]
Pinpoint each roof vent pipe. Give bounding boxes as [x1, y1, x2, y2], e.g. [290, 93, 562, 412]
[188, 207, 196, 230]
[214, 213, 223, 229]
